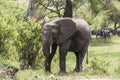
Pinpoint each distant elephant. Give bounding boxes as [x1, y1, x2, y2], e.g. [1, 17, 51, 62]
[91, 29, 102, 39]
[42, 17, 91, 73]
[116, 28, 120, 36]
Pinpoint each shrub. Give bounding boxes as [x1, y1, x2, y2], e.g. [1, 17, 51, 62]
[89, 57, 110, 75]
[115, 63, 120, 74]
[16, 18, 43, 69]
[0, 9, 18, 61]
[0, 0, 27, 62]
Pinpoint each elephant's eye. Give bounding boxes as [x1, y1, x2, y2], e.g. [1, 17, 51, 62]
[44, 29, 48, 33]
[43, 28, 51, 34]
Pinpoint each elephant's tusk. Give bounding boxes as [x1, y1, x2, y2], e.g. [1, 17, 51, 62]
[50, 45, 52, 54]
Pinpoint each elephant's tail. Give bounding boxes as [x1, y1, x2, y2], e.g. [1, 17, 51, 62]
[86, 50, 88, 64]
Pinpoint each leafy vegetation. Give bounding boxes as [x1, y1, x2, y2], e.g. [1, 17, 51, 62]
[16, 18, 43, 69]
[0, 0, 120, 80]
[0, 0, 43, 68]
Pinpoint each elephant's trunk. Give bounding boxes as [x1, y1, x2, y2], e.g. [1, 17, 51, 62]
[43, 39, 52, 57]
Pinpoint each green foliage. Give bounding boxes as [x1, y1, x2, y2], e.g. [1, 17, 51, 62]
[0, 0, 44, 69]
[115, 65, 120, 74]
[115, 58, 120, 76]
[89, 57, 110, 75]
[0, 0, 19, 60]
[110, 0, 120, 23]
[91, 10, 111, 29]
[112, 1, 120, 13]
[74, 0, 120, 29]
[16, 18, 43, 69]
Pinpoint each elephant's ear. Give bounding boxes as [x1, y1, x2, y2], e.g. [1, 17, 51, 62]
[56, 19, 77, 44]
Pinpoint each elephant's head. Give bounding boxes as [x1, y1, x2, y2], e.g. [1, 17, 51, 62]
[42, 18, 77, 57]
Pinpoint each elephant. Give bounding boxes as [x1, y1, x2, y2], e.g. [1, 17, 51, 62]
[91, 29, 102, 39]
[42, 17, 91, 73]
[116, 27, 120, 36]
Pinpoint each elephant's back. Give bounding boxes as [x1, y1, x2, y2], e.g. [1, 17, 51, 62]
[73, 18, 91, 40]
[73, 18, 89, 31]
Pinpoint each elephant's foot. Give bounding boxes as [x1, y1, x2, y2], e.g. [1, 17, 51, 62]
[58, 71, 67, 75]
[74, 66, 82, 72]
[45, 70, 51, 74]
[45, 68, 51, 73]
[45, 60, 51, 73]
[45, 67, 51, 73]
[59, 67, 66, 74]
[74, 68, 79, 72]
[45, 65, 51, 73]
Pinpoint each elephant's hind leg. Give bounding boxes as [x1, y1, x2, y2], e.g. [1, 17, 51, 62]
[79, 41, 89, 71]
[74, 41, 89, 72]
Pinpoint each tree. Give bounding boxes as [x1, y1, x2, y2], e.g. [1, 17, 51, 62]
[25, 0, 35, 18]
[88, 0, 120, 29]
[26, 0, 120, 29]
[63, 0, 73, 17]
[25, 0, 46, 21]
[26, 0, 74, 19]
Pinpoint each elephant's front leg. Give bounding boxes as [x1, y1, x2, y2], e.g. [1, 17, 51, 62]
[59, 40, 71, 73]
[45, 43, 57, 72]
[74, 52, 81, 72]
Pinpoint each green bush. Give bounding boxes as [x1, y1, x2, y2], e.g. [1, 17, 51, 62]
[89, 57, 110, 75]
[0, 0, 26, 61]
[0, 0, 44, 69]
[115, 61, 120, 75]
[16, 18, 43, 69]
[0, 8, 18, 61]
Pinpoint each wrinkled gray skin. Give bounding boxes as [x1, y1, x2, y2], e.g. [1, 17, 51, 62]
[42, 17, 91, 73]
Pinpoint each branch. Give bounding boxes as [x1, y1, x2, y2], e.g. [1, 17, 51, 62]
[39, 2, 59, 14]
[51, 0, 63, 17]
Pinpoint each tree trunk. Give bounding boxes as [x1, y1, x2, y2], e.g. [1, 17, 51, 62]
[25, 0, 35, 18]
[114, 21, 117, 29]
[63, 0, 73, 18]
[25, 0, 44, 21]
